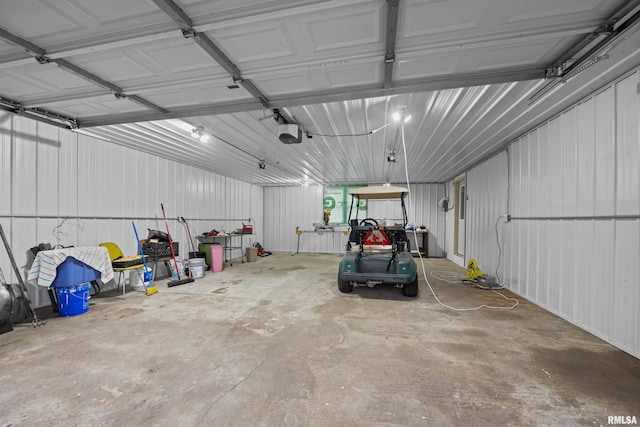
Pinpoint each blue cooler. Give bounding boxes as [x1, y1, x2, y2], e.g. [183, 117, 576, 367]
[50, 258, 99, 317]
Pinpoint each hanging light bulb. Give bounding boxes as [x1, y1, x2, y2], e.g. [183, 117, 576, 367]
[190, 125, 212, 143]
[392, 108, 411, 123]
[190, 126, 202, 138]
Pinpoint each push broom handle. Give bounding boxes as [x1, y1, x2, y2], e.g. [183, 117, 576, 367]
[160, 203, 182, 279]
[131, 221, 149, 272]
[180, 217, 197, 254]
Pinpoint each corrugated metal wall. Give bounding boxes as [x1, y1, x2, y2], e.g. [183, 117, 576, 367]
[466, 151, 509, 276]
[464, 70, 640, 358]
[263, 185, 347, 254]
[263, 183, 445, 256]
[0, 114, 263, 308]
[407, 184, 446, 257]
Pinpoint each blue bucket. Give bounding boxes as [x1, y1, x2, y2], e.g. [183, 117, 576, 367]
[55, 283, 90, 317]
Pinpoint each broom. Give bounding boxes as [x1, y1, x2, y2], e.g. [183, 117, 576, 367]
[132, 221, 158, 296]
[161, 203, 194, 287]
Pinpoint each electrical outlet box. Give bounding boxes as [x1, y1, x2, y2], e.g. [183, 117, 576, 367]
[478, 274, 499, 288]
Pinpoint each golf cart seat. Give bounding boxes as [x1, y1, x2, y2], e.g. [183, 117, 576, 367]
[384, 226, 408, 243]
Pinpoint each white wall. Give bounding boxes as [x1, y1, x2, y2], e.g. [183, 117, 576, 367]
[0, 114, 263, 307]
[445, 177, 465, 267]
[263, 185, 348, 253]
[457, 69, 640, 359]
[465, 152, 509, 276]
[263, 183, 445, 256]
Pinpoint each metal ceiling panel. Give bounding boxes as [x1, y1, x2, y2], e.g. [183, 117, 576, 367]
[37, 94, 151, 118]
[0, 1, 175, 67]
[0, 0, 638, 185]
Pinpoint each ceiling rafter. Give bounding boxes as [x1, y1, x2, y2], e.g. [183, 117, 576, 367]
[77, 65, 544, 128]
[529, 0, 640, 104]
[383, 0, 399, 89]
[0, 25, 169, 115]
[0, 96, 77, 129]
[151, 0, 271, 110]
[546, 0, 640, 79]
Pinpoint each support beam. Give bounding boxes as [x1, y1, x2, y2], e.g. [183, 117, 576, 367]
[0, 25, 170, 116]
[530, 0, 640, 104]
[561, 7, 640, 79]
[126, 94, 170, 114]
[150, 0, 193, 31]
[0, 97, 76, 129]
[53, 58, 123, 93]
[190, 33, 242, 78]
[151, 0, 270, 109]
[0, 26, 45, 57]
[383, 0, 400, 89]
[236, 78, 269, 108]
[545, 0, 640, 78]
[78, 66, 544, 127]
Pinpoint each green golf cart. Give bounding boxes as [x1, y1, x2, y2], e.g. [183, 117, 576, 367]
[337, 186, 418, 297]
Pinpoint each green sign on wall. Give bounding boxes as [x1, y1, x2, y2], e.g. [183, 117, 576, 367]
[323, 186, 367, 224]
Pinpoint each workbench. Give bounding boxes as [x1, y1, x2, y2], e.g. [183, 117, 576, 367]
[408, 229, 428, 257]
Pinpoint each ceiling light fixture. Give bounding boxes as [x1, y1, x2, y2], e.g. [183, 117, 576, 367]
[190, 126, 202, 138]
[190, 125, 212, 143]
[258, 159, 266, 170]
[387, 150, 396, 163]
[392, 109, 412, 123]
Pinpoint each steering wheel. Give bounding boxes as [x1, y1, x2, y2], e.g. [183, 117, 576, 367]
[359, 218, 378, 227]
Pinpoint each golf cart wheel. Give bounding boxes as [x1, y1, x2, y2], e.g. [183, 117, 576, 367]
[402, 278, 418, 297]
[338, 277, 353, 293]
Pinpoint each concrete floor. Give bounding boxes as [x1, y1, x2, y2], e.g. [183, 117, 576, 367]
[1, 253, 639, 426]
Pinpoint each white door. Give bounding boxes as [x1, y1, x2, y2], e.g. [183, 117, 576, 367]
[455, 179, 466, 256]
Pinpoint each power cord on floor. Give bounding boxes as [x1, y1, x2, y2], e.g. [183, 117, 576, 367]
[429, 270, 467, 283]
[400, 123, 519, 311]
[495, 214, 509, 286]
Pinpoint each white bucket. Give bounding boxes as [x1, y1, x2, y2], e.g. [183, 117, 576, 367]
[189, 258, 206, 279]
[130, 267, 152, 290]
[170, 261, 186, 279]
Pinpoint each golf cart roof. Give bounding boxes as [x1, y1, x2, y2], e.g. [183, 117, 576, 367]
[348, 185, 409, 200]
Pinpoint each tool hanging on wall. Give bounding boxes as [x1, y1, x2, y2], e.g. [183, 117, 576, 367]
[178, 216, 198, 256]
[0, 224, 45, 327]
[160, 204, 194, 288]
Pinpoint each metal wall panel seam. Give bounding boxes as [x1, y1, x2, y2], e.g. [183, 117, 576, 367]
[610, 72, 620, 342]
[510, 215, 640, 220]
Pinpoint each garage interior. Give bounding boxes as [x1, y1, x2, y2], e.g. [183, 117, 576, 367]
[1, 0, 639, 425]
